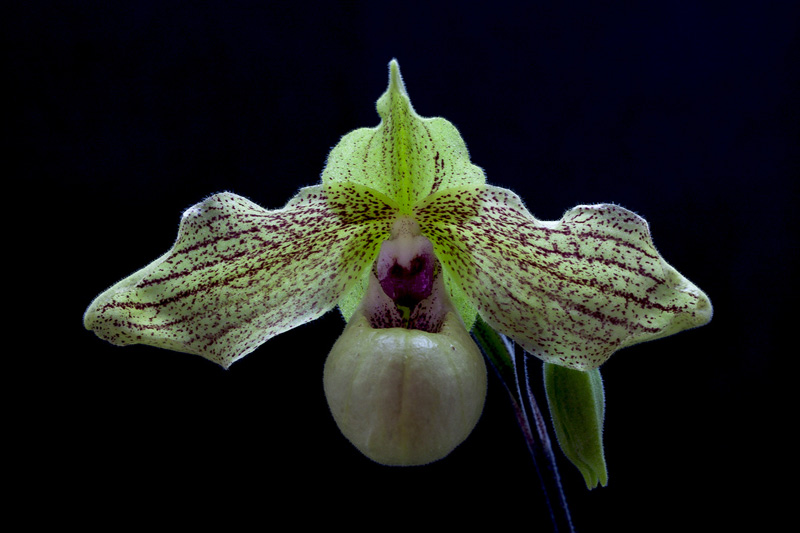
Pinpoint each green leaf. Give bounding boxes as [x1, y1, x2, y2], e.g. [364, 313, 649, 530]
[544, 362, 607, 489]
[84, 185, 395, 368]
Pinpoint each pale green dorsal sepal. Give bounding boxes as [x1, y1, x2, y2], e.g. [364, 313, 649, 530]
[322, 60, 486, 214]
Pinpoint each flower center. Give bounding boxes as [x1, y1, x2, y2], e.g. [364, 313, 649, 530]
[376, 217, 436, 309]
[365, 216, 449, 333]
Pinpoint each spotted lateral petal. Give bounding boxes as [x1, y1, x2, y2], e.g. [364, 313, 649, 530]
[416, 185, 713, 370]
[322, 59, 485, 213]
[84, 184, 395, 368]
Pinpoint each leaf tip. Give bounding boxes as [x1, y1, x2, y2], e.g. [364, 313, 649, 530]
[695, 288, 713, 327]
[388, 58, 406, 96]
[377, 58, 413, 120]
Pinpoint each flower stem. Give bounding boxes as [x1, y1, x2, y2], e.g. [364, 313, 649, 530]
[472, 317, 575, 533]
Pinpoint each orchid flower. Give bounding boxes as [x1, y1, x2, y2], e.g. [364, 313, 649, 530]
[85, 60, 711, 471]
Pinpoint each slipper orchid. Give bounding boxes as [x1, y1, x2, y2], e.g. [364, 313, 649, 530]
[85, 60, 711, 467]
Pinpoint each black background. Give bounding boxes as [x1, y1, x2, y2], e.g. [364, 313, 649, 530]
[12, 1, 796, 530]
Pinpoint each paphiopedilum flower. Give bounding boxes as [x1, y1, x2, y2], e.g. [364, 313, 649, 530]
[85, 60, 711, 467]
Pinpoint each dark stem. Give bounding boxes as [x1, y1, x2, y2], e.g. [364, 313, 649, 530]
[472, 319, 574, 532]
[516, 351, 574, 533]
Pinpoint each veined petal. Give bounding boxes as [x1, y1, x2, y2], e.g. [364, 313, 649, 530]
[84, 184, 395, 368]
[322, 60, 485, 212]
[416, 185, 712, 370]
